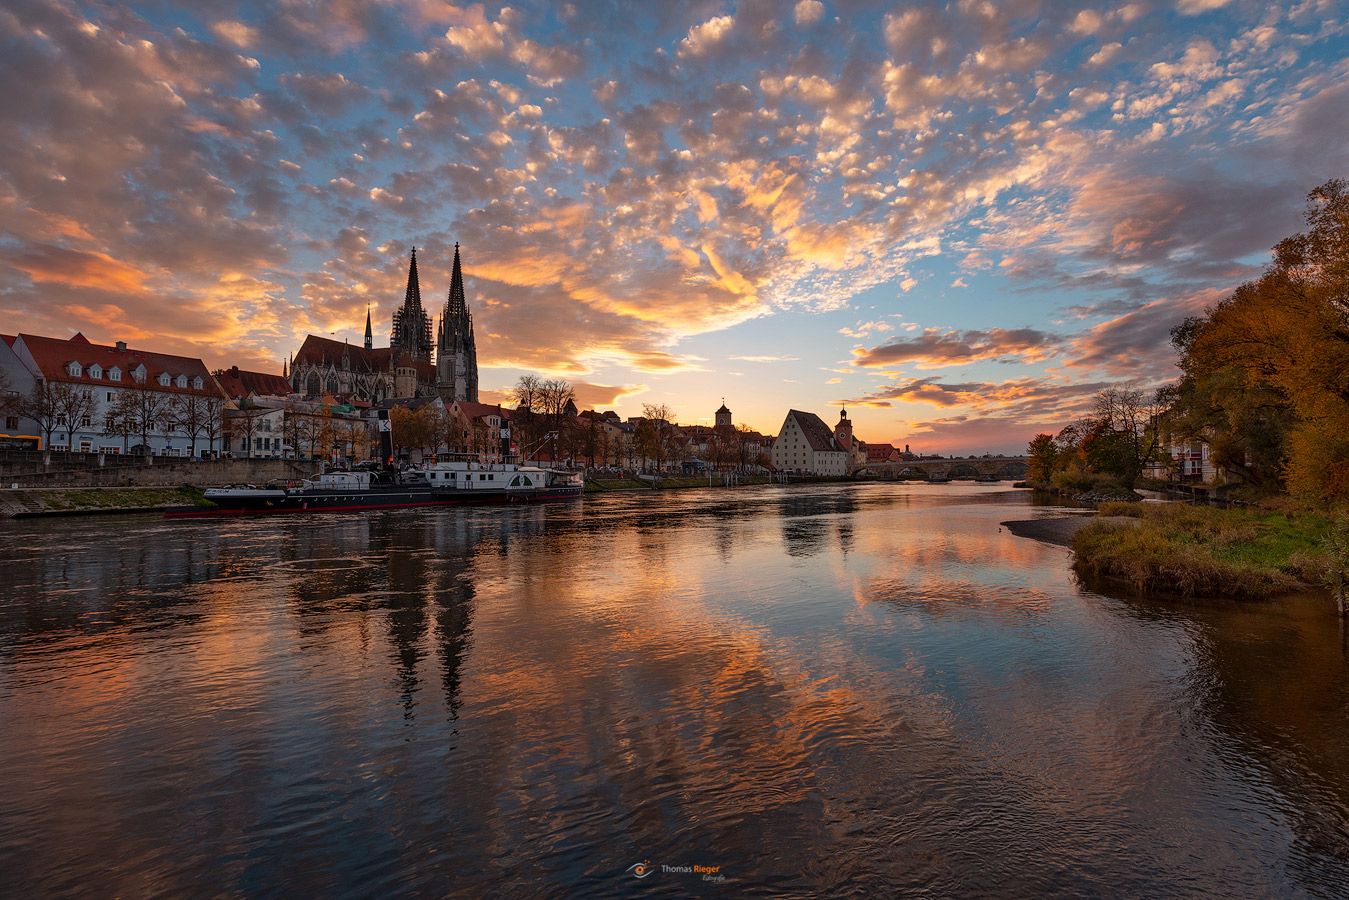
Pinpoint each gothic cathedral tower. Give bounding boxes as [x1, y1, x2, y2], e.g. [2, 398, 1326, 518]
[436, 243, 479, 402]
[391, 247, 433, 362]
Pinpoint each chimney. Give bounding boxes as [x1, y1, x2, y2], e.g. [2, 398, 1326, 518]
[115, 340, 127, 351]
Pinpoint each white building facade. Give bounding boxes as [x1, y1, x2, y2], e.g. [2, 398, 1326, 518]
[771, 409, 848, 476]
[8, 332, 228, 456]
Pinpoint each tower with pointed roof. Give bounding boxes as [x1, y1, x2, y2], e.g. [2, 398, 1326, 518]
[715, 399, 732, 433]
[436, 242, 479, 403]
[391, 247, 433, 362]
[364, 305, 373, 351]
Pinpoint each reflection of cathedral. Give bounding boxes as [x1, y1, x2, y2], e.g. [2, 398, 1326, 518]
[288, 245, 479, 402]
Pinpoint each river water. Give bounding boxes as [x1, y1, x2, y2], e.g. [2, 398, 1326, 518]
[1, 483, 1347, 897]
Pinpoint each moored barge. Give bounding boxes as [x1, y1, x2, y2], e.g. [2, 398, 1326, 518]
[167, 461, 583, 517]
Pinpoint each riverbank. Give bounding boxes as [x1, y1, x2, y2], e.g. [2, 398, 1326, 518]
[0, 486, 212, 518]
[1062, 502, 1334, 600]
[1002, 514, 1116, 547]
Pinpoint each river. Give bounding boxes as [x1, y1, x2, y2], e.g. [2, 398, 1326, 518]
[1, 483, 1347, 897]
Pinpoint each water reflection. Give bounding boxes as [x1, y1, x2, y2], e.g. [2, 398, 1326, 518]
[0, 484, 1346, 896]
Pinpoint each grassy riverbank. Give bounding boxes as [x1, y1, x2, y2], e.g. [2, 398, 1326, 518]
[1, 486, 211, 518]
[1071, 502, 1334, 599]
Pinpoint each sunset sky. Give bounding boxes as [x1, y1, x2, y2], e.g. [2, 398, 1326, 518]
[2, 0, 1346, 452]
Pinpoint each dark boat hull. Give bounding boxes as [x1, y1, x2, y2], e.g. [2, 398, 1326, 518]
[165, 485, 583, 518]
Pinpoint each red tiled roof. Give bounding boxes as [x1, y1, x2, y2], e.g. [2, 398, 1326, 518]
[866, 444, 897, 461]
[453, 401, 507, 421]
[1, 334, 14, 348]
[215, 366, 291, 399]
[16, 332, 222, 397]
[293, 334, 437, 382]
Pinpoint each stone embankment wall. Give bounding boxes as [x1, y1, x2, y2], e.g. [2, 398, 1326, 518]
[2, 457, 320, 488]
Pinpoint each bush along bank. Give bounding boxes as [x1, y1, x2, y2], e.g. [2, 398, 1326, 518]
[1070, 501, 1345, 601]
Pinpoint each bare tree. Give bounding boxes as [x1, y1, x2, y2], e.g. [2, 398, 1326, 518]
[123, 381, 174, 455]
[513, 374, 542, 412]
[226, 404, 268, 458]
[201, 395, 226, 457]
[638, 403, 676, 472]
[1092, 386, 1165, 486]
[539, 378, 575, 463]
[18, 382, 63, 449]
[736, 424, 758, 472]
[104, 391, 138, 453]
[53, 384, 97, 453]
[171, 392, 214, 457]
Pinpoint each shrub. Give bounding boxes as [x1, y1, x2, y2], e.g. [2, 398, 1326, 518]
[1072, 503, 1318, 599]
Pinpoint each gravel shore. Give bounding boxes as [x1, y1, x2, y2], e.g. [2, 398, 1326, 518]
[1001, 515, 1098, 547]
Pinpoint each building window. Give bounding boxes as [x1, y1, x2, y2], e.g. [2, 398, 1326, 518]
[192, 376, 203, 389]
[67, 361, 82, 377]
[158, 372, 171, 387]
[81, 416, 91, 427]
[109, 368, 121, 382]
[176, 374, 188, 388]
[89, 364, 102, 379]
[5, 416, 16, 429]
[133, 365, 146, 383]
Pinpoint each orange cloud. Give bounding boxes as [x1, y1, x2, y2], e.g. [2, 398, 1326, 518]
[9, 246, 152, 293]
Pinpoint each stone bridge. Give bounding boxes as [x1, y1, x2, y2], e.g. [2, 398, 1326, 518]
[859, 456, 1029, 480]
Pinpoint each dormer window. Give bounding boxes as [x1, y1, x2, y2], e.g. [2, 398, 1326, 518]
[108, 367, 121, 382]
[132, 364, 146, 383]
[192, 376, 203, 389]
[67, 361, 82, 377]
[88, 364, 102, 379]
[175, 374, 188, 388]
[157, 372, 170, 387]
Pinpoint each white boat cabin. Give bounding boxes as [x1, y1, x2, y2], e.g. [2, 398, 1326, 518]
[304, 471, 373, 491]
[424, 460, 554, 491]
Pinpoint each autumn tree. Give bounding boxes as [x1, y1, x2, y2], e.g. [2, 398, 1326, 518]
[389, 404, 440, 458]
[1026, 433, 1057, 486]
[1171, 179, 1349, 501]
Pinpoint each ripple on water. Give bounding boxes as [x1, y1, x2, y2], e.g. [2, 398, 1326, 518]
[1, 485, 1348, 896]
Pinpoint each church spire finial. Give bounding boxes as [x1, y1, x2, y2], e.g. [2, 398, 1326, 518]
[447, 241, 466, 320]
[364, 303, 373, 351]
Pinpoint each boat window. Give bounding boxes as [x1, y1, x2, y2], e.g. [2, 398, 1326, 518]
[522, 476, 532, 486]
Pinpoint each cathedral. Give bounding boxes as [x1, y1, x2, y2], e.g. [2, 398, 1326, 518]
[289, 244, 480, 404]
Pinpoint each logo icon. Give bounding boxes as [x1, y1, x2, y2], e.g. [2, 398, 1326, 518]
[626, 861, 654, 879]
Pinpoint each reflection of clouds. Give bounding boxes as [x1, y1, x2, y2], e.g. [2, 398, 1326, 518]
[3, 486, 1349, 893]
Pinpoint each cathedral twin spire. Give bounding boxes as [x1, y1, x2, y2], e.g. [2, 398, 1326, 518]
[391, 246, 433, 361]
[385, 243, 479, 402]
